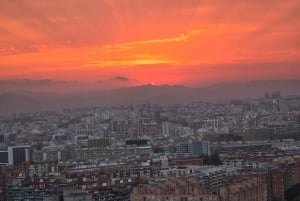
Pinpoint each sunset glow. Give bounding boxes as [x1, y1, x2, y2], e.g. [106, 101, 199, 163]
[0, 0, 300, 91]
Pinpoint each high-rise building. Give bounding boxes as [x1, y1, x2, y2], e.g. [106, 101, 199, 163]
[168, 141, 211, 158]
[0, 146, 31, 166]
[162, 121, 175, 137]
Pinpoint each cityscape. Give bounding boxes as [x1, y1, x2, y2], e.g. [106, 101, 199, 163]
[1, 0, 300, 200]
[0, 92, 300, 200]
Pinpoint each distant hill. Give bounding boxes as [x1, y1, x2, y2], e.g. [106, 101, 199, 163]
[0, 92, 52, 113]
[0, 80, 299, 113]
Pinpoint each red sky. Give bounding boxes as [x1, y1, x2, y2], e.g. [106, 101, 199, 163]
[0, 0, 300, 92]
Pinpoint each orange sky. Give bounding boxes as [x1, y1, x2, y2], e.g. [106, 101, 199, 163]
[0, 0, 300, 91]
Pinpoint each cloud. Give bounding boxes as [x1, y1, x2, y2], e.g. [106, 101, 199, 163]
[0, 0, 299, 88]
[0, 0, 201, 55]
[100, 30, 201, 53]
[99, 76, 133, 83]
[0, 0, 117, 54]
[97, 76, 138, 89]
[84, 54, 178, 67]
[112, 76, 130, 82]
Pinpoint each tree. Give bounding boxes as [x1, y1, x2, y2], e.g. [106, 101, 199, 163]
[210, 152, 222, 166]
[202, 153, 222, 166]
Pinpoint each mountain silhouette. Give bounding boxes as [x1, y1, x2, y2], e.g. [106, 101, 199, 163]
[0, 80, 299, 113]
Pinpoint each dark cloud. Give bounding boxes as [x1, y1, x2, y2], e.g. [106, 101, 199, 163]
[98, 76, 132, 83]
[112, 76, 130, 82]
[97, 76, 137, 89]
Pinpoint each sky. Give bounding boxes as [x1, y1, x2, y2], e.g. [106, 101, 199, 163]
[0, 0, 300, 92]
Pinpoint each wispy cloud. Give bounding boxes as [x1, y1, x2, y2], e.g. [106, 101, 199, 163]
[100, 30, 202, 52]
[85, 30, 201, 67]
[84, 54, 179, 67]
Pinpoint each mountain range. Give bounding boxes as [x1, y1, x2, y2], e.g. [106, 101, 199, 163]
[0, 80, 299, 113]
